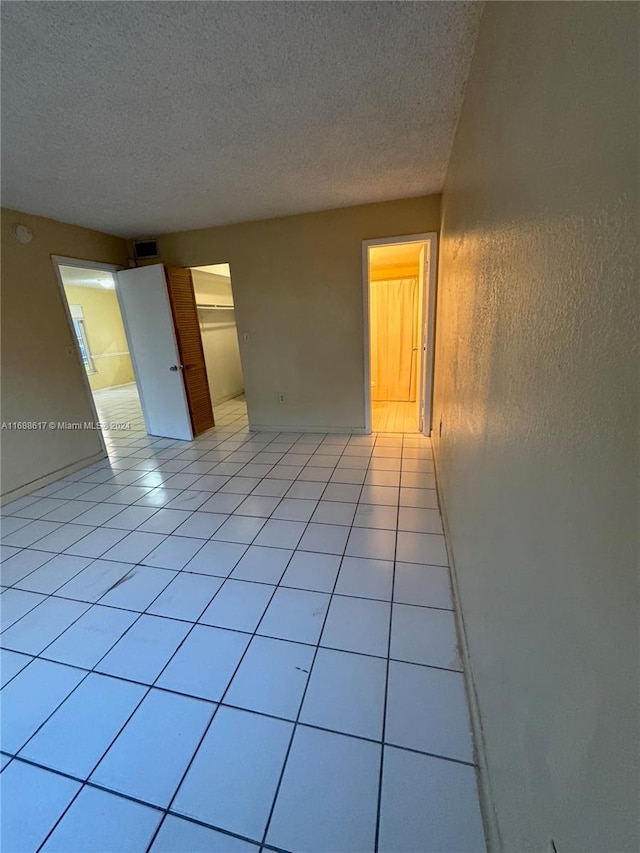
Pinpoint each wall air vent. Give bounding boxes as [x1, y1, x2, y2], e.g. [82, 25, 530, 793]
[133, 239, 160, 260]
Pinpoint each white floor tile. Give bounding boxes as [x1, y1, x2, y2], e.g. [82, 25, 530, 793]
[96, 614, 190, 684]
[147, 573, 223, 621]
[310, 501, 356, 526]
[13, 554, 92, 595]
[0, 588, 47, 629]
[212, 515, 266, 544]
[385, 660, 474, 761]
[230, 545, 293, 584]
[20, 673, 145, 777]
[1, 658, 86, 753]
[322, 483, 362, 503]
[257, 587, 330, 644]
[156, 624, 250, 701]
[98, 565, 176, 611]
[141, 535, 204, 570]
[199, 492, 245, 514]
[183, 539, 247, 577]
[334, 556, 394, 601]
[225, 635, 314, 719]
[394, 562, 453, 609]
[172, 511, 227, 539]
[173, 706, 292, 840]
[396, 530, 449, 566]
[266, 725, 380, 853]
[345, 526, 397, 561]
[44, 605, 138, 669]
[353, 503, 398, 530]
[298, 522, 349, 555]
[379, 747, 486, 853]
[0, 648, 33, 687]
[56, 559, 136, 603]
[253, 518, 306, 549]
[280, 550, 341, 593]
[320, 595, 390, 657]
[234, 495, 280, 517]
[64, 527, 128, 559]
[41, 786, 162, 853]
[1, 549, 53, 587]
[0, 760, 81, 853]
[164, 490, 212, 511]
[286, 481, 326, 499]
[91, 688, 214, 806]
[1, 596, 89, 655]
[359, 485, 399, 506]
[199, 580, 275, 633]
[390, 603, 461, 669]
[150, 815, 258, 852]
[399, 487, 439, 509]
[300, 647, 386, 739]
[138, 508, 192, 534]
[100, 530, 167, 563]
[99, 505, 156, 531]
[3, 520, 62, 548]
[398, 505, 444, 534]
[29, 523, 95, 554]
[271, 497, 317, 522]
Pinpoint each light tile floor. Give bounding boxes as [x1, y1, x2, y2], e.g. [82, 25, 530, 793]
[0, 386, 486, 853]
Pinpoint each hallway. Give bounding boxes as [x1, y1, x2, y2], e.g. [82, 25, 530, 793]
[0, 387, 484, 852]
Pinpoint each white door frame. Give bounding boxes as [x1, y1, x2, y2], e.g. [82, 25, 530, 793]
[361, 232, 438, 435]
[51, 255, 126, 455]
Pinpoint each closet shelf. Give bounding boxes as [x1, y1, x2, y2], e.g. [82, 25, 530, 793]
[197, 303, 235, 310]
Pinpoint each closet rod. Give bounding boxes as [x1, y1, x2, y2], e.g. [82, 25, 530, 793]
[197, 303, 235, 310]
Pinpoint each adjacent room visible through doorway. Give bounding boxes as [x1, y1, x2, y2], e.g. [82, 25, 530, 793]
[54, 259, 145, 443]
[364, 234, 437, 434]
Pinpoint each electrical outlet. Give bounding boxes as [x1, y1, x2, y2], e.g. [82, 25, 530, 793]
[278, 392, 286, 404]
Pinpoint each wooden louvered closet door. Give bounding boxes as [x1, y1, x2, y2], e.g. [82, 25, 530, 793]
[164, 267, 215, 435]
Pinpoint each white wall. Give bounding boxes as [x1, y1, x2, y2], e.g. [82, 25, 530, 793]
[192, 269, 244, 404]
[433, 4, 639, 851]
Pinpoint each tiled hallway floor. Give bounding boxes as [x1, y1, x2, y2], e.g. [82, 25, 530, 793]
[1, 386, 486, 853]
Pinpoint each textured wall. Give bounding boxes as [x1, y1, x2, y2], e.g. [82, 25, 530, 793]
[1, 209, 128, 498]
[155, 196, 441, 431]
[433, 4, 639, 851]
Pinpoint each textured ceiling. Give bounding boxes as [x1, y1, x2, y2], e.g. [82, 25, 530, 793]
[1, 1, 482, 238]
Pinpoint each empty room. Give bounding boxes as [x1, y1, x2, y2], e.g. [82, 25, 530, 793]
[1, 3, 638, 853]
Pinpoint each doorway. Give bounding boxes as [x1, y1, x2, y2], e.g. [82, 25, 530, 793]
[190, 264, 245, 409]
[362, 233, 437, 434]
[53, 257, 144, 448]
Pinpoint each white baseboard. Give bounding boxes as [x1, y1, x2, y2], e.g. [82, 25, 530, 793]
[1, 450, 107, 506]
[248, 424, 367, 435]
[431, 435, 502, 853]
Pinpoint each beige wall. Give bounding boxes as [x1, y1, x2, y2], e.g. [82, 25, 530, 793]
[433, 4, 639, 852]
[63, 284, 134, 391]
[1, 209, 128, 499]
[152, 196, 440, 430]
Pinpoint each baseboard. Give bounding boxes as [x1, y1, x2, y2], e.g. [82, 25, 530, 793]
[248, 424, 368, 435]
[1, 450, 107, 506]
[212, 390, 246, 405]
[431, 436, 502, 853]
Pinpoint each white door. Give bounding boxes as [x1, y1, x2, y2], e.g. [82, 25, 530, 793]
[115, 265, 193, 440]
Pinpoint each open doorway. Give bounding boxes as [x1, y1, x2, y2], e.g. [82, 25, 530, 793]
[363, 233, 437, 434]
[189, 264, 246, 415]
[53, 257, 145, 442]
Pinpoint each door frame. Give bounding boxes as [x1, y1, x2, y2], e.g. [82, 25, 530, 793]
[51, 255, 126, 455]
[361, 232, 438, 435]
